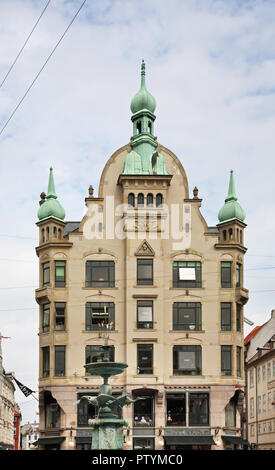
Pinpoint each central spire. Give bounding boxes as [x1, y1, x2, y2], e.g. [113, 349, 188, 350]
[130, 60, 156, 115]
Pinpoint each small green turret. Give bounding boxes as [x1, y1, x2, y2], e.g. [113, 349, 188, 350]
[37, 167, 65, 221]
[218, 170, 245, 224]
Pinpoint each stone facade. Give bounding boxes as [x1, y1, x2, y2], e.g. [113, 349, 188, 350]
[35, 63, 248, 450]
[0, 337, 16, 450]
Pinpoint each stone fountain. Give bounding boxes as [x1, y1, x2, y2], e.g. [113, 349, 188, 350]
[75, 328, 141, 450]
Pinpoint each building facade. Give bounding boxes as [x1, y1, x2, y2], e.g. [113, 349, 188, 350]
[21, 421, 40, 450]
[245, 310, 275, 449]
[35, 62, 249, 450]
[0, 336, 16, 450]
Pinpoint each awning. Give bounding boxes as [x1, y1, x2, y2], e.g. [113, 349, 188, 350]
[165, 436, 215, 446]
[222, 436, 249, 446]
[33, 437, 65, 446]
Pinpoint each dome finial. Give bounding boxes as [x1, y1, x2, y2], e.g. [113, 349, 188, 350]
[218, 170, 245, 223]
[130, 60, 156, 115]
[37, 167, 65, 221]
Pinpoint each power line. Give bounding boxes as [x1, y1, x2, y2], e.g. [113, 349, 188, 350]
[0, 0, 87, 137]
[0, 0, 51, 90]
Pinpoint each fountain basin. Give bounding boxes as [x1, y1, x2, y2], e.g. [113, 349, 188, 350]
[84, 361, 128, 378]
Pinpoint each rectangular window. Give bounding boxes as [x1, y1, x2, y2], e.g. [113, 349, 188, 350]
[166, 393, 186, 426]
[189, 393, 209, 427]
[55, 261, 66, 287]
[262, 364, 266, 381]
[86, 302, 115, 330]
[42, 303, 50, 333]
[173, 302, 201, 331]
[86, 261, 115, 287]
[221, 345, 232, 376]
[236, 263, 241, 287]
[133, 391, 154, 427]
[263, 394, 266, 413]
[173, 345, 202, 376]
[137, 301, 153, 329]
[133, 438, 154, 449]
[237, 346, 242, 377]
[221, 262, 232, 288]
[42, 262, 50, 287]
[236, 303, 242, 332]
[221, 303, 232, 331]
[257, 367, 261, 383]
[85, 345, 114, 373]
[55, 302, 66, 331]
[250, 397, 254, 418]
[54, 346, 66, 377]
[249, 369, 254, 388]
[137, 259, 153, 285]
[267, 362, 271, 380]
[173, 261, 201, 288]
[137, 344, 153, 374]
[42, 346, 50, 378]
[268, 392, 272, 412]
[258, 396, 261, 414]
[45, 392, 60, 429]
[77, 392, 121, 427]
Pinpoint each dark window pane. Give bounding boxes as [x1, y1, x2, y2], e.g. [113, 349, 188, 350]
[55, 261, 66, 287]
[166, 393, 186, 426]
[55, 346, 65, 376]
[173, 302, 201, 330]
[137, 301, 153, 329]
[45, 392, 60, 429]
[236, 263, 241, 287]
[221, 303, 232, 331]
[137, 193, 144, 207]
[137, 259, 153, 285]
[86, 261, 115, 287]
[128, 193, 135, 207]
[221, 262, 232, 288]
[55, 302, 66, 331]
[42, 347, 50, 377]
[156, 193, 163, 207]
[146, 193, 153, 207]
[86, 302, 115, 330]
[173, 345, 201, 375]
[237, 346, 242, 377]
[42, 262, 50, 286]
[236, 303, 242, 332]
[137, 344, 153, 374]
[85, 345, 114, 374]
[42, 303, 50, 332]
[221, 345, 232, 376]
[133, 438, 154, 449]
[173, 261, 201, 288]
[189, 393, 209, 426]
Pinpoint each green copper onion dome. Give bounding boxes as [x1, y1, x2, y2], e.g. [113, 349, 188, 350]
[130, 60, 156, 115]
[37, 167, 65, 221]
[218, 170, 245, 223]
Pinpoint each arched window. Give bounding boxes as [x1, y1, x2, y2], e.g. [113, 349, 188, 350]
[229, 228, 233, 240]
[53, 226, 57, 238]
[58, 228, 62, 239]
[137, 193, 144, 207]
[46, 227, 50, 241]
[223, 230, 227, 241]
[240, 230, 243, 244]
[146, 193, 153, 207]
[137, 121, 142, 135]
[41, 228, 45, 243]
[148, 121, 152, 134]
[156, 193, 163, 207]
[128, 193, 135, 207]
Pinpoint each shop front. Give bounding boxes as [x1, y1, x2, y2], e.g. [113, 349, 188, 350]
[164, 430, 215, 450]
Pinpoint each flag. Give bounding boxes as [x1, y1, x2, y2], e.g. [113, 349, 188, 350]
[13, 377, 35, 397]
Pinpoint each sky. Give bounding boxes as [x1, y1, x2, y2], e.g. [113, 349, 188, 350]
[0, 0, 275, 425]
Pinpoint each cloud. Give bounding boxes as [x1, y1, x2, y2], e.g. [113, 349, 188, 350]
[1, 0, 275, 423]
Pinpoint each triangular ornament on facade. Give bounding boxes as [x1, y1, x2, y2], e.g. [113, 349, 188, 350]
[135, 239, 155, 257]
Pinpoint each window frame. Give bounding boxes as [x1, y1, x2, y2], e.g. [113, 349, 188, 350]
[173, 302, 202, 331]
[42, 303, 50, 333]
[54, 260, 66, 287]
[55, 302, 66, 331]
[188, 392, 209, 427]
[221, 345, 232, 376]
[137, 344, 153, 375]
[173, 345, 202, 376]
[85, 302, 115, 330]
[86, 260, 115, 288]
[221, 261, 232, 288]
[221, 302, 232, 331]
[137, 258, 153, 286]
[54, 345, 66, 377]
[137, 300, 153, 329]
[173, 261, 202, 288]
[85, 345, 115, 375]
[42, 261, 50, 287]
[42, 346, 50, 378]
[166, 392, 186, 427]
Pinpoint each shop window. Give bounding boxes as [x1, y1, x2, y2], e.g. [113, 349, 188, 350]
[86, 261, 115, 287]
[133, 391, 154, 426]
[173, 261, 201, 288]
[173, 302, 201, 331]
[85, 302, 115, 330]
[44, 392, 60, 429]
[77, 392, 122, 426]
[173, 345, 202, 376]
[133, 438, 154, 449]
[189, 393, 209, 427]
[137, 300, 153, 329]
[166, 393, 186, 426]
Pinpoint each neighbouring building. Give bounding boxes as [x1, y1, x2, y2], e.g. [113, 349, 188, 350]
[21, 421, 40, 450]
[14, 406, 22, 450]
[0, 335, 16, 450]
[245, 309, 275, 449]
[34, 62, 249, 450]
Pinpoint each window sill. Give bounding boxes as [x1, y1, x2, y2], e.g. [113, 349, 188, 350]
[82, 287, 118, 290]
[169, 287, 204, 290]
[81, 329, 118, 333]
[169, 330, 205, 333]
[133, 375, 157, 378]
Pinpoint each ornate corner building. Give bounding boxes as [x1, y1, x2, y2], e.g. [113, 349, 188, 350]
[34, 62, 249, 450]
